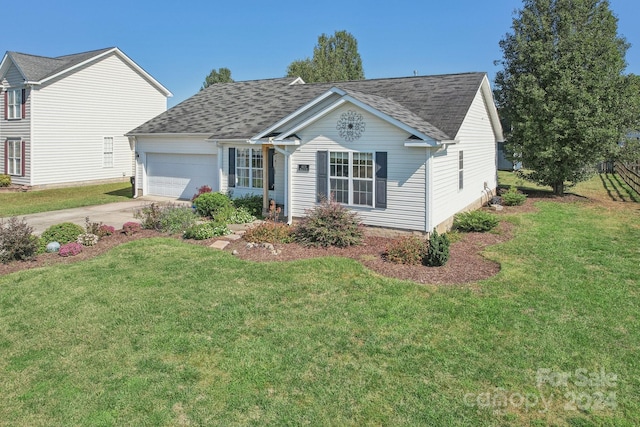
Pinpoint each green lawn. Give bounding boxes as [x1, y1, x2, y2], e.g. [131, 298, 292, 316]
[0, 182, 132, 217]
[0, 176, 638, 425]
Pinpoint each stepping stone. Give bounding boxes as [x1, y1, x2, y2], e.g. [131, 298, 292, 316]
[226, 234, 242, 241]
[209, 240, 229, 250]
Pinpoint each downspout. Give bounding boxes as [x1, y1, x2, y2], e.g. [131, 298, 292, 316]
[272, 145, 292, 225]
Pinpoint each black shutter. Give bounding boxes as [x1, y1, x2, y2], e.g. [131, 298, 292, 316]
[317, 151, 328, 202]
[375, 152, 387, 208]
[268, 148, 275, 190]
[21, 89, 26, 118]
[228, 147, 236, 188]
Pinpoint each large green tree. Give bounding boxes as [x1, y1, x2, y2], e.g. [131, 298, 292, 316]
[286, 30, 364, 83]
[494, 0, 635, 195]
[201, 67, 233, 90]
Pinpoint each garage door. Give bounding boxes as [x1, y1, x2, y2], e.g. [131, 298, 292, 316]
[146, 153, 217, 199]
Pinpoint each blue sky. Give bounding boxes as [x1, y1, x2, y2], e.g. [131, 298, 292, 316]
[2, 0, 639, 107]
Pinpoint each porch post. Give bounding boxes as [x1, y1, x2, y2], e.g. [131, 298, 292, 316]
[262, 144, 269, 214]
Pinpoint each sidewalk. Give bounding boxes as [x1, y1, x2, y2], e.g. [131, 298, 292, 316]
[16, 196, 186, 235]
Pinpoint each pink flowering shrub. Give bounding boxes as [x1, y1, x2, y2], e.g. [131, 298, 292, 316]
[122, 222, 141, 236]
[97, 224, 115, 237]
[59, 242, 83, 257]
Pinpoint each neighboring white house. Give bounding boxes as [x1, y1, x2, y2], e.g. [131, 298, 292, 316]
[129, 73, 504, 232]
[0, 47, 171, 188]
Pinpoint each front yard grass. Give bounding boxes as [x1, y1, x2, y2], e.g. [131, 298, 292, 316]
[0, 175, 638, 425]
[0, 182, 131, 217]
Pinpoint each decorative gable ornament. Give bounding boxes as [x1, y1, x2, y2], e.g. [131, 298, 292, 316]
[336, 110, 365, 142]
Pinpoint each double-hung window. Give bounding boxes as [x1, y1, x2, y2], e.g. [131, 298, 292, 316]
[7, 89, 22, 120]
[329, 151, 374, 206]
[236, 148, 263, 188]
[103, 137, 114, 168]
[7, 139, 22, 175]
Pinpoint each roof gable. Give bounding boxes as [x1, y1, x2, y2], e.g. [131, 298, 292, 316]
[0, 47, 171, 97]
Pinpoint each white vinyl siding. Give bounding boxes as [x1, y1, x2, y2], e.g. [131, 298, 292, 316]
[103, 137, 114, 168]
[291, 104, 428, 231]
[29, 51, 167, 186]
[1, 63, 31, 185]
[431, 86, 498, 228]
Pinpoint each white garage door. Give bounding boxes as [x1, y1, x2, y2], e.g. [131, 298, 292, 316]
[146, 153, 217, 199]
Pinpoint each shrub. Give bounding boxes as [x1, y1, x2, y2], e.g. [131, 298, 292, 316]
[385, 235, 427, 265]
[424, 229, 450, 267]
[501, 186, 527, 206]
[183, 222, 231, 240]
[243, 222, 293, 244]
[123, 222, 142, 236]
[84, 216, 103, 235]
[41, 222, 84, 246]
[59, 242, 83, 257]
[134, 203, 164, 230]
[0, 174, 10, 187]
[228, 207, 256, 224]
[0, 217, 38, 263]
[294, 199, 363, 247]
[453, 210, 499, 232]
[193, 192, 234, 220]
[159, 206, 199, 234]
[77, 233, 99, 246]
[97, 224, 115, 237]
[191, 185, 212, 201]
[232, 194, 263, 217]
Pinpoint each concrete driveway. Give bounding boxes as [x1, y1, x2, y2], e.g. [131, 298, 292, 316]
[12, 197, 185, 235]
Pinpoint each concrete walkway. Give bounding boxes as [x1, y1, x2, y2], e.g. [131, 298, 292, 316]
[14, 196, 186, 235]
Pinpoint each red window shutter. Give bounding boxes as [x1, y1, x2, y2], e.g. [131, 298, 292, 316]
[21, 141, 25, 176]
[3, 92, 7, 120]
[21, 89, 26, 118]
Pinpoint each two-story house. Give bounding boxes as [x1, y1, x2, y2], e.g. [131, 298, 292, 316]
[0, 47, 171, 188]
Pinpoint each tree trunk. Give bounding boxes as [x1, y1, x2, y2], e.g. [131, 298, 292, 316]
[552, 181, 564, 196]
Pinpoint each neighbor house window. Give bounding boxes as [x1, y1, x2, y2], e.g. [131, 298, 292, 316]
[236, 148, 263, 188]
[329, 151, 373, 206]
[7, 89, 22, 119]
[7, 139, 22, 175]
[103, 137, 114, 168]
[458, 150, 464, 190]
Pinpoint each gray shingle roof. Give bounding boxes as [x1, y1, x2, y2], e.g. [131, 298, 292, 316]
[8, 48, 114, 82]
[129, 72, 487, 141]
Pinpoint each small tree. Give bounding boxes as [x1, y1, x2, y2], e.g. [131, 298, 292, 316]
[424, 229, 450, 267]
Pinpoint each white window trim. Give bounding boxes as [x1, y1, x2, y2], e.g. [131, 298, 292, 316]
[7, 89, 22, 120]
[103, 137, 114, 168]
[236, 147, 263, 189]
[328, 150, 375, 207]
[7, 139, 22, 176]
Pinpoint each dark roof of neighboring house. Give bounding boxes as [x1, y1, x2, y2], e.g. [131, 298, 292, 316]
[129, 72, 487, 141]
[6, 48, 114, 82]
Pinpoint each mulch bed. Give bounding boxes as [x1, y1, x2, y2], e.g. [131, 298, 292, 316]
[4, 195, 568, 284]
